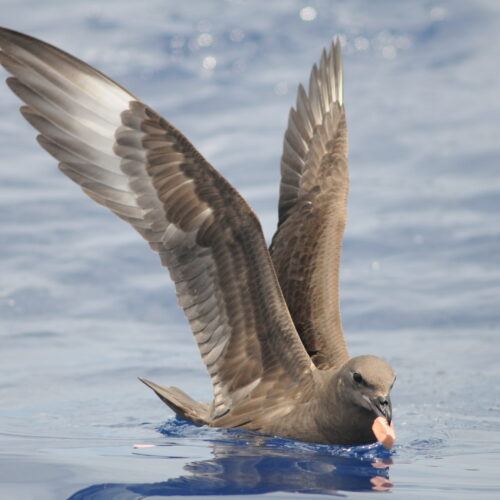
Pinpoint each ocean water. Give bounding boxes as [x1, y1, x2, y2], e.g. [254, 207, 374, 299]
[1, 0, 499, 498]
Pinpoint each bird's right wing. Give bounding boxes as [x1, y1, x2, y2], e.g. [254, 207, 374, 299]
[270, 40, 350, 370]
[0, 27, 315, 423]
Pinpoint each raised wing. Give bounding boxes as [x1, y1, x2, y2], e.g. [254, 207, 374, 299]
[270, 40, 350, 370]
[0, 27, 315, 421]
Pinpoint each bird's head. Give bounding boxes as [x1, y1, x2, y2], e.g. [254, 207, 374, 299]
[338, 355, 396, 424]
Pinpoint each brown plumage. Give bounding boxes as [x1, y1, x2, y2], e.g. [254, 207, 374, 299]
[0, 27, 396, 446]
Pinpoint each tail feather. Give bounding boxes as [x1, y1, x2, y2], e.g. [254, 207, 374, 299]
[139, 377, 210, 426]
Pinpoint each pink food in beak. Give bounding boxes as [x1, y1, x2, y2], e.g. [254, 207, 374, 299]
[372, 416, 396, 450]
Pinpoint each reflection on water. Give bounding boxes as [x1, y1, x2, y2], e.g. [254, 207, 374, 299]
[68, 424, 393, 498]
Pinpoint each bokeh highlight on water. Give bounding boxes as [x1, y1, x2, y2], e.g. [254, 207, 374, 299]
[1, 1, 499, 498]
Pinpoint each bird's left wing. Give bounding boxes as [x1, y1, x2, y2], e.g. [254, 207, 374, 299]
[0, 27, 315, 423]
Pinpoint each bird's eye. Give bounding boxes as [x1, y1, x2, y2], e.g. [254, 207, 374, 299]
[353, 372, 363, 384]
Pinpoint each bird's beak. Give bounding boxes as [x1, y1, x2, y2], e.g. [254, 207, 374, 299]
[364, 395, 392, 424]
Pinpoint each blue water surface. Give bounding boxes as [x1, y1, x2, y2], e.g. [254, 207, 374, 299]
[1, 1, 500, 499]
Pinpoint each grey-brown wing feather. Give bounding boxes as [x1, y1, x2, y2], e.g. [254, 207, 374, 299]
[0, 27, 315, 422]
[270, 39, 350, 370]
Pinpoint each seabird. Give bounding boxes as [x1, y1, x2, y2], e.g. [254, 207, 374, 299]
[0, 27, 396, 446]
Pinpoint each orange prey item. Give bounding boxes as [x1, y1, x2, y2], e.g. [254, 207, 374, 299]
[372, 416, 396, 450]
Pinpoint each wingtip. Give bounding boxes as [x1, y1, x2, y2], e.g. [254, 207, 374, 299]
[332, 36, 338, 51]
[331, 36, 344, 106]
[0, 27, 32, 48]
[0, 26, 11, 42]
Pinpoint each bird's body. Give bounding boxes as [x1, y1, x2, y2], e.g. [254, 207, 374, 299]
[0, 27, 396, 446]
[143, 355, 393, 445]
